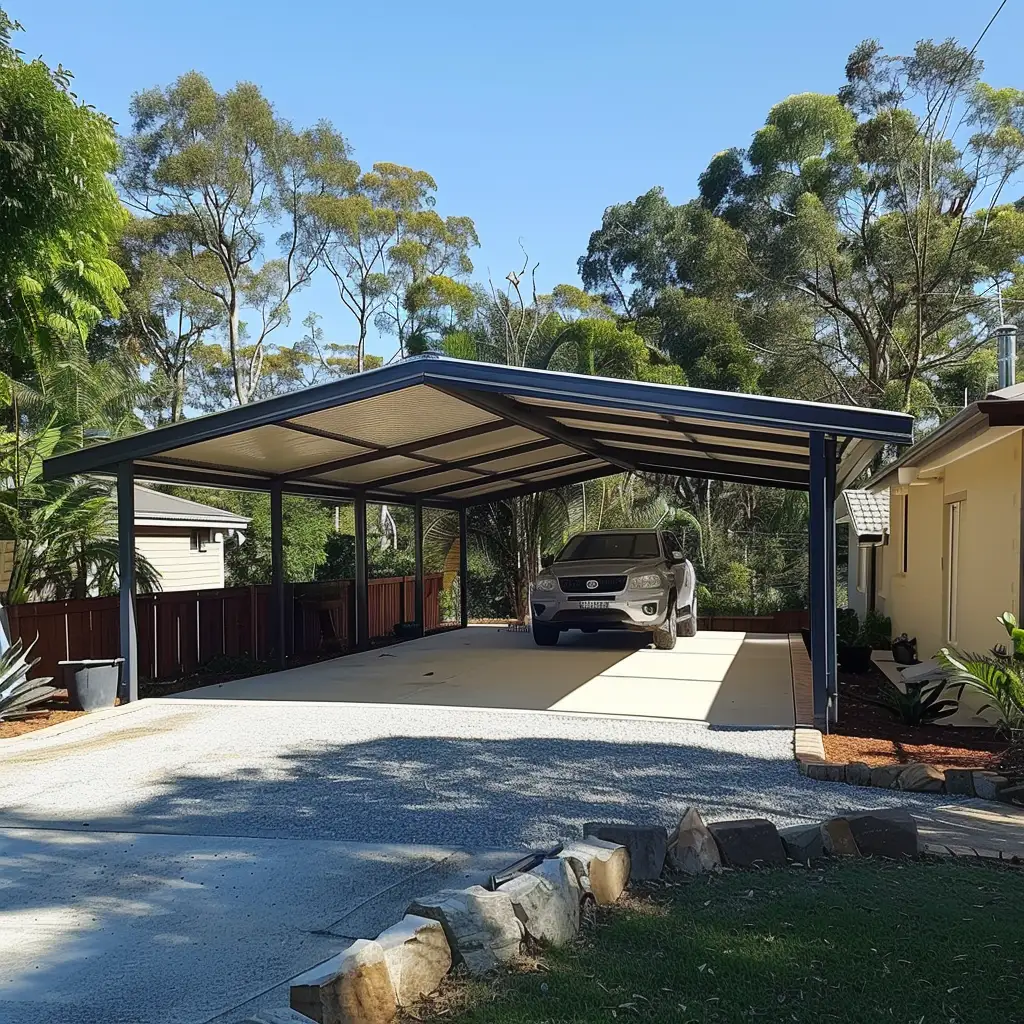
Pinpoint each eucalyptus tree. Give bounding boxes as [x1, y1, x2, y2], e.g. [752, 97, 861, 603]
[119, 73, 356, 405]
[699, 38, 1024, 412]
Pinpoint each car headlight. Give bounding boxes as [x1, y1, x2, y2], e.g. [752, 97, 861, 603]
[629, 573, 663, 590]
[533, 576, 557, 592]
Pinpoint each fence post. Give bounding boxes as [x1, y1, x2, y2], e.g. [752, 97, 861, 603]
[117, 461, 138, 702]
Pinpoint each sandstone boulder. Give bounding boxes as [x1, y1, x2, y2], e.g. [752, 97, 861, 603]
[666, 807, 721, 875]
[376, 915, 451, 1007]
[499, 857, 580, 946]
[582, 823, 667, 880]
[290, 939, 396, 1024]
[558, 837, 631, 905]
[707, 818, 786, 869]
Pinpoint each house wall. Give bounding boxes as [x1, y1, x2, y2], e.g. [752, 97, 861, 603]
[136, 527, 226, 591]
[876, 429, 1022, 726]
[846, 523, 868, 619]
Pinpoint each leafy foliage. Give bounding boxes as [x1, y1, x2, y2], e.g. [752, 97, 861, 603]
[938, 611, 1024, 737]
[0, 638, 55, 721]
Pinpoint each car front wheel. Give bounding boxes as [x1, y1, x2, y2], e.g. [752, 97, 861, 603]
[532, 622, 560, 646]
[653, 597, 677, 650]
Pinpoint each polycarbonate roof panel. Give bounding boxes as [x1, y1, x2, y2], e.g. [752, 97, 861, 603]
[599, 437, 807, 467]
[290, 385, 498, 448]
[386, 468, 483, 494]
[161, 424, 370, 474]
[417, 424, 543, 461]
[555, 416, 809, 453]
[312, 455, 431, 485]
[477, 444, 578, 473]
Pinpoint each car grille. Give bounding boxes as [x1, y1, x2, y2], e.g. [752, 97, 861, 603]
[558, 575, 627, 594]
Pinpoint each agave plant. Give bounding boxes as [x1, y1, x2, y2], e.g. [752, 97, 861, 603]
[938, 612, 1024, 738]
[865, 677, 961, 727]
[0, 638, 56, 721]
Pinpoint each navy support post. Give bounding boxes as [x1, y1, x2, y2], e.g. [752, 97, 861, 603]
[270, 480, 286, 668]
[413, 500, 424, 632]
[808, 432, 838, 727]
[117, 461, 138, 703]
[354, 495, 368, 649]
[459, 506, 469, 628]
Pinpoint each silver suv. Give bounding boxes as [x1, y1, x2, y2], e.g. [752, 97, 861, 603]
[530, 529, 697, 649]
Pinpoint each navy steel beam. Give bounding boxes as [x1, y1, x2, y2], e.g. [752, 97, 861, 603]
[459, 506, 469, 628]
[270, 481, 286, 668]
[116, 462, 138, 703]
[354, 495, 368, 650]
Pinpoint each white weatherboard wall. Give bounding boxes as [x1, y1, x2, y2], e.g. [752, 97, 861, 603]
[136, 527, 226, 591]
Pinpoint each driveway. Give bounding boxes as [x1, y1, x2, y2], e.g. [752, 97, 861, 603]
[0, 635, 997, 1024]
[184, 626, 799, 726]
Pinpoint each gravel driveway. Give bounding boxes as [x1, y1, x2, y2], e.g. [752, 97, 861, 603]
[0, 697, 951, 848]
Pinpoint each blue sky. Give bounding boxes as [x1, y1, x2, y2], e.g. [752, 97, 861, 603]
[23, 0, 1024, 360]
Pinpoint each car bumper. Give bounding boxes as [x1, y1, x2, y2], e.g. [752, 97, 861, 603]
[530, 592, 669, 631]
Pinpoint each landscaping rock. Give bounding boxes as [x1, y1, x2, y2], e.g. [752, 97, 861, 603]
[806, 762, 847, 783]
[407, 887, 523, 975]
[897, 763, 945, 792]
[869, 765, 904, 789]
[778, 823, 825, 862]
[666, 807, 721, 876]
[973, 771, 1009, 801]
[845, 762, 873, 787]
[820, 818, 859, 857]
[498, 857, 580, 946]
[842, 810, 918, 859]
[996, 782, 1024, 806]
[944, 768, 976, 797]
[583, 823, 667, 880]
[558, 837, 631, 905]
[375, 915, 451, 1007]
[290, 939, 396, 1024]
[707, 818, 786, 869]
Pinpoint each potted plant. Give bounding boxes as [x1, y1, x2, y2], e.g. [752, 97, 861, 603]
[835, 608, 879, 674]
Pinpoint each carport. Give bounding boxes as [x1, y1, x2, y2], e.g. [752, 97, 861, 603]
[43, 356, 913, 725]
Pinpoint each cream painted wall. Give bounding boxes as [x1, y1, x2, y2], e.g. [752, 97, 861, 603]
[136, 527, 226, 591]
[876, 429, 1022, 726]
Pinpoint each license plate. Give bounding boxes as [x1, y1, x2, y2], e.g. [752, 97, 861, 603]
[578, 600, 610, 610]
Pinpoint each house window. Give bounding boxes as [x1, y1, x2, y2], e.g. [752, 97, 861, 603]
[189, 529, 208, 552]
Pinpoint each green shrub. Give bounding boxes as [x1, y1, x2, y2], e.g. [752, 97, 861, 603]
[938, 611, 1024, 738]
[865, 677, 960, 727]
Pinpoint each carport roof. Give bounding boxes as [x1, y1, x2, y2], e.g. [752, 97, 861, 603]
[43, 356, 914, 507]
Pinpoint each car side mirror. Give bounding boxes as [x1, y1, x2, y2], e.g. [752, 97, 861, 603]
[540, 553, 554, 568]
[670, 550, 685, 564]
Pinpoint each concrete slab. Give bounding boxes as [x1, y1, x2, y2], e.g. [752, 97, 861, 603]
[184, 627, 797, 727]
[0, 826, 507, 1024]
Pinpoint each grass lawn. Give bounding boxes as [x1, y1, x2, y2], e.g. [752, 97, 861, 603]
[420, 860, 1024, 1024]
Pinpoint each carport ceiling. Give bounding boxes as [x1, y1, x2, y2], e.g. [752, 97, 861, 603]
[43, 356, 914, 506]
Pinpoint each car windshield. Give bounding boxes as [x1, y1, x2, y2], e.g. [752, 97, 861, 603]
[556, 533, 661, 561]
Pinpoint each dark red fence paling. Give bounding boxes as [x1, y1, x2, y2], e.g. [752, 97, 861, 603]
[8, 574, 447, 683]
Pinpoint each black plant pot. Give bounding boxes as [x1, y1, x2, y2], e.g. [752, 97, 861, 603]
[60, 659, 122, 711]
[394, 621, 424, 640]
[837, 643, 873, 674]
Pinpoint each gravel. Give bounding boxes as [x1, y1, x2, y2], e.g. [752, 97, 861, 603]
[0, 699, 954, 849]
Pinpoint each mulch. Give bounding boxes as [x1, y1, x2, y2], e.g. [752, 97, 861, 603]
[0, 699, 86, 739]
[822, 664, 1008, 771]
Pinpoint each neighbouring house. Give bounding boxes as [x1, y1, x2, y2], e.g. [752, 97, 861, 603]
[130, 486, 249, 591]
[841, 381, 1024, 724]
[0, 486, 249, 595]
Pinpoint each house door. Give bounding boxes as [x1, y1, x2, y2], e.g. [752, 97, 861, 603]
[945, 501, 962, 644]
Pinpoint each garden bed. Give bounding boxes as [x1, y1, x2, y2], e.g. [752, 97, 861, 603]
[823, 664, 1007, 770]
[0, 693, 86, 739]
[409, 859, 1024, 1024]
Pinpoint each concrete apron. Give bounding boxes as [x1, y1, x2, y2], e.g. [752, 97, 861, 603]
[0, 826, 518, 1024]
